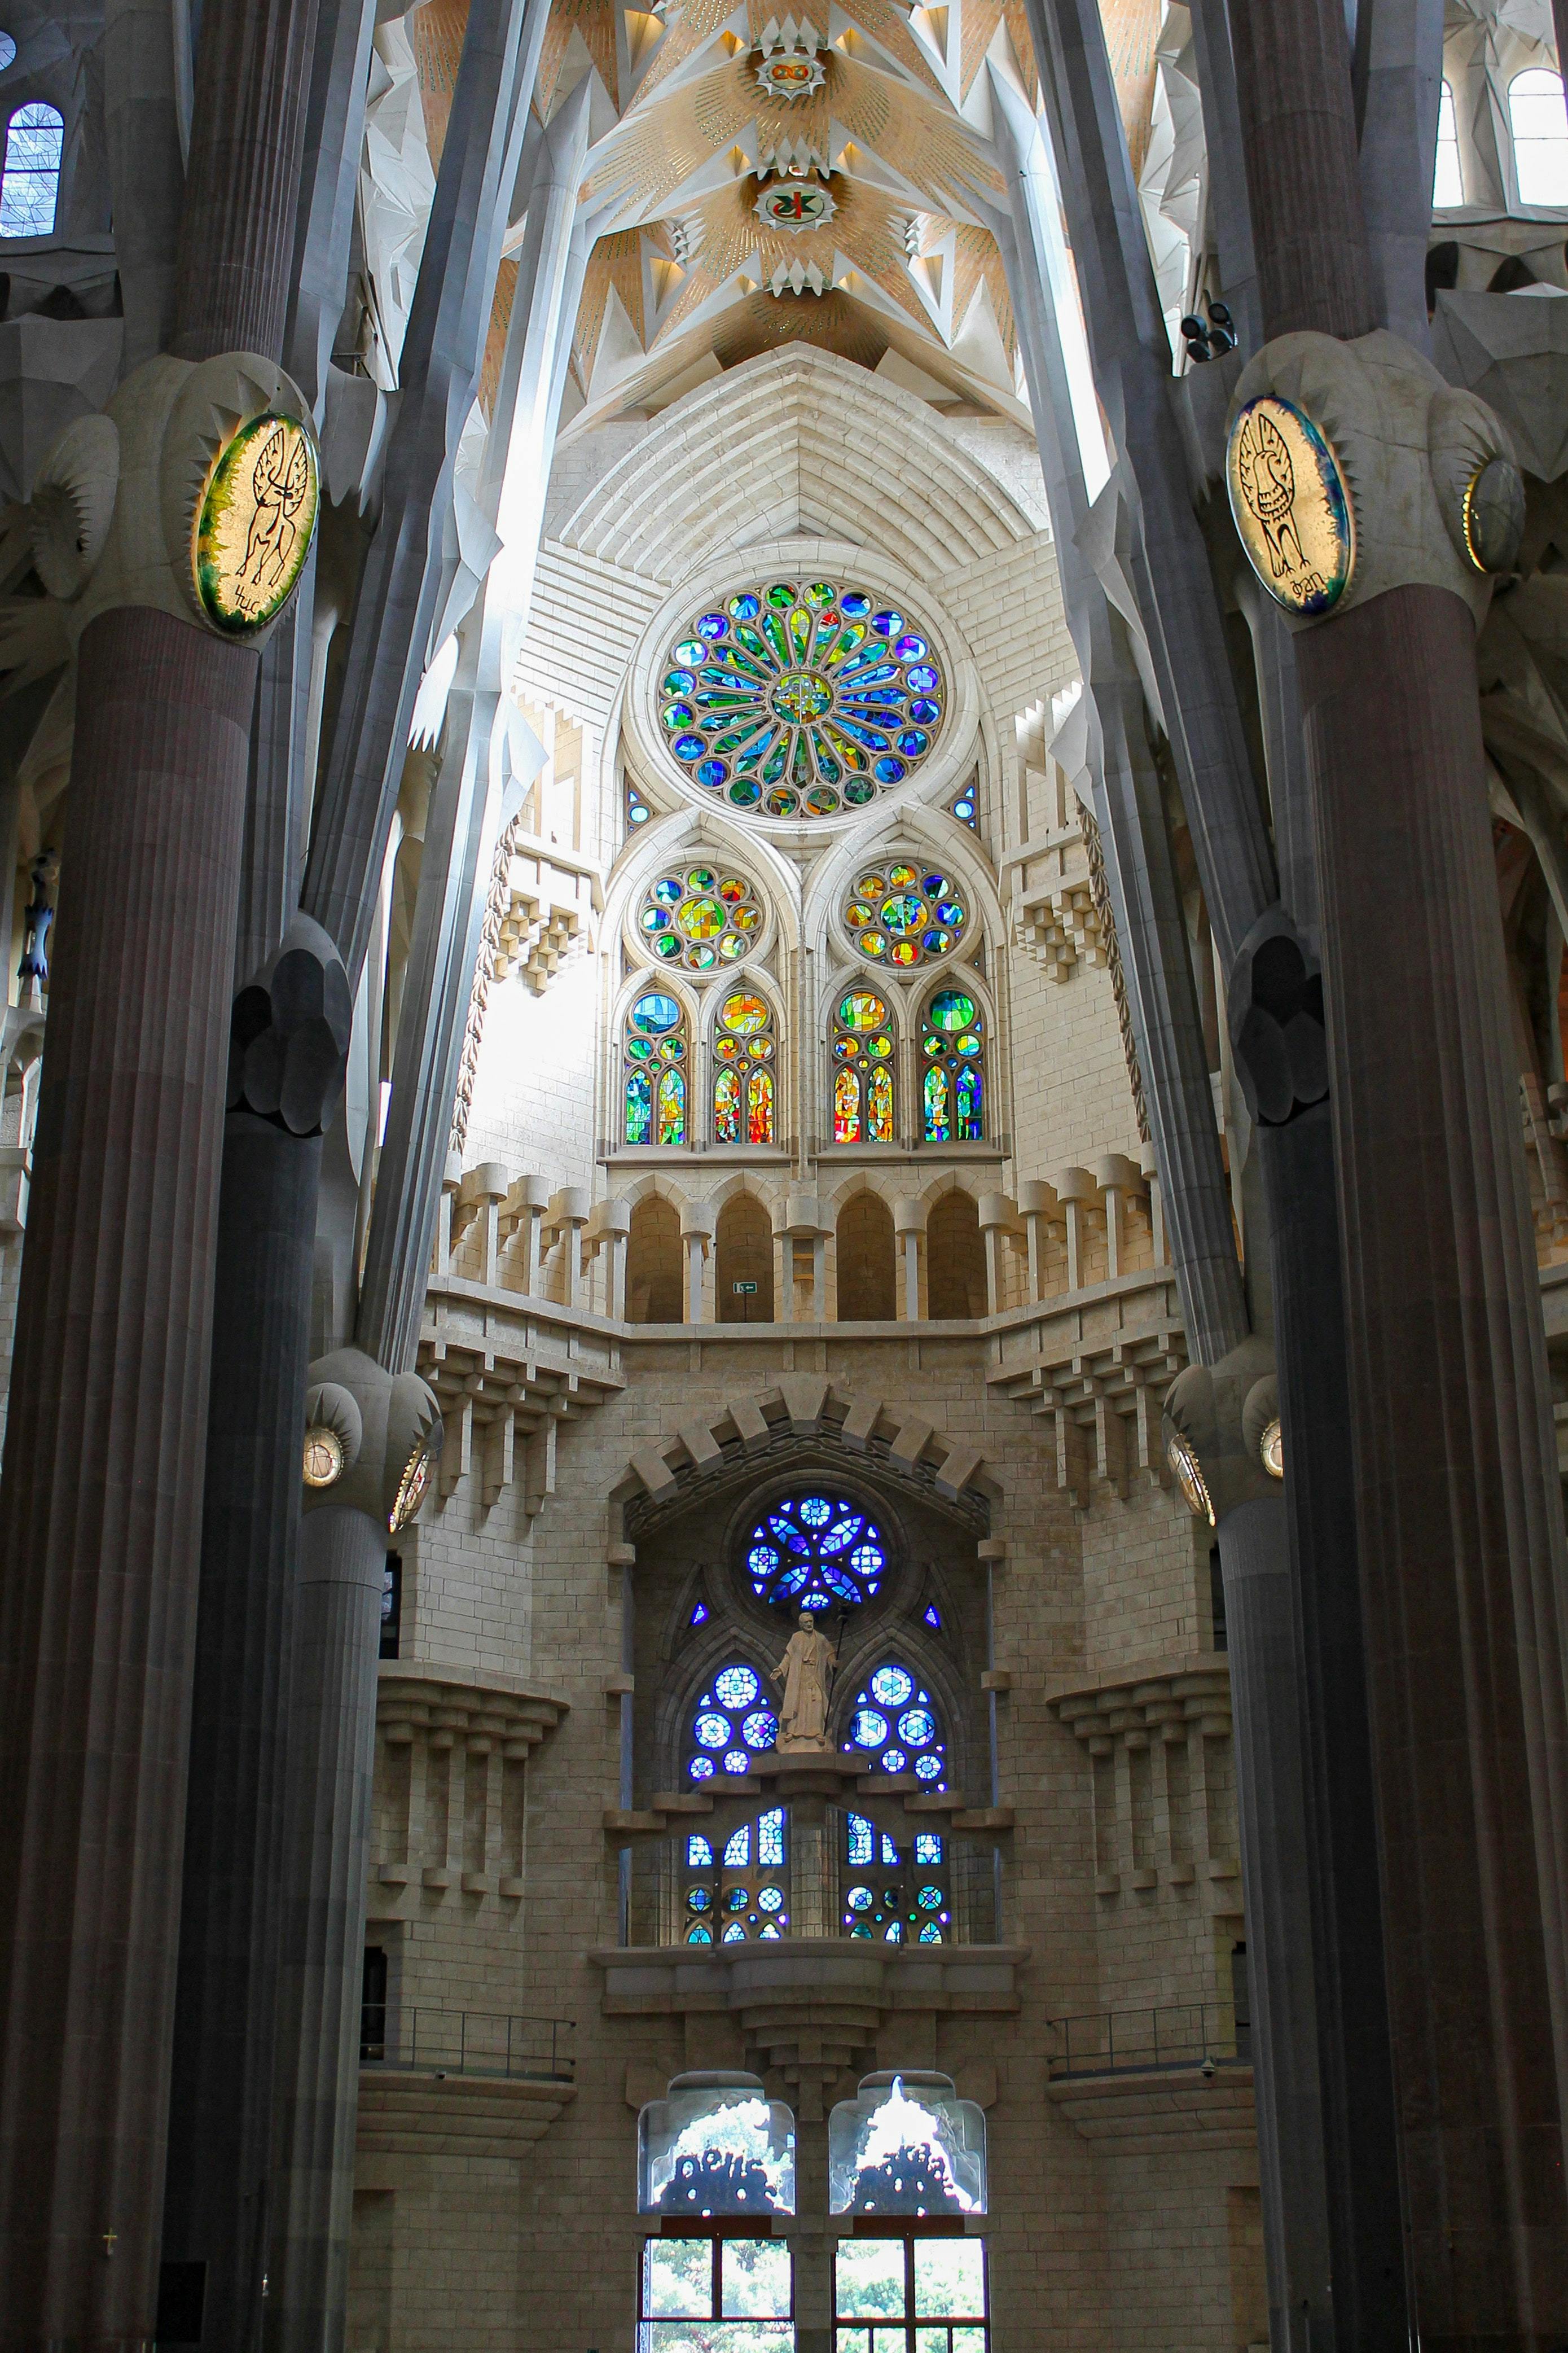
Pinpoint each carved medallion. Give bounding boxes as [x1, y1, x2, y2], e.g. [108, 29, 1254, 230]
[192, 410, 319, 633]
[754, 178, 836, 231]
[1226, 395, 1354, 617]
[754, 49, 825, 99]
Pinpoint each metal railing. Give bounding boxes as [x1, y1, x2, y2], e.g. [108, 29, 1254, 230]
[360, 2005, 574, 2082]
[1047, 2002, 1250, 2080]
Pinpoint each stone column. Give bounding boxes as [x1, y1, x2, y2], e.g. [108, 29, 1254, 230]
[680, 1202, 714, 1326]
[0, 0, 320, 2333]
[1165, 1353, 1334, 2353]
[893, 1197, 926, 1320]
[1229, 2, 1568, 2327]
[161, 922, 352, 2353]
[267, 1349, 441, 2353]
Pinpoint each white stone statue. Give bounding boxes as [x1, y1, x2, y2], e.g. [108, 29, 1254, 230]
[770, 1610, 837, 1751]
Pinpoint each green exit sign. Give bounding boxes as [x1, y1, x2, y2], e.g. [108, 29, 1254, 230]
[732, 1280, 758, 1294]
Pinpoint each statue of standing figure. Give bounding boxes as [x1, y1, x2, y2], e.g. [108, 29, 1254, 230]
[771, 1610, 838, 1751]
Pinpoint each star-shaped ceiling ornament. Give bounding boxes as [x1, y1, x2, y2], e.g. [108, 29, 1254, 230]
[754, 14, 827, 100]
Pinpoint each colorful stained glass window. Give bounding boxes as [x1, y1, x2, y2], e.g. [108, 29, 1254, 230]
[831, 990, 895, 1145]
[713, 988, 777, 1145]
[920, 989, 984, 1143]
[840, 1667, 947, 1789]
[745, 1493, 886, 1609]
[625, 991, 688, 1146]
[679, 1785, 789, 1944]
[842, 862, 967, 967]
[640, 865, 764, 971]
[656, 580, 945, 821]
[950, 781, 979, 831]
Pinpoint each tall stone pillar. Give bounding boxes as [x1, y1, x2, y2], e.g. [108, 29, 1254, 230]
[1227, 3, 1568, 2332]
[0, 1, 320, 2337]
[267, 1349, 441, 2353]
[160, 923, 352, 2351]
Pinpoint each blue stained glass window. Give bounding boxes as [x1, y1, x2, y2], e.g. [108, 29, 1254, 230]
[690, 1756, 715, 1780]
[691, 1602, 709, 1625]
[715, 1665, 760, 1709]
[885, 1920, 903, 1942]
[747, 1494, 886, 1608]
[724, 1749, 749, 1773]
[688, 1834, 714, 1866]
[0, 102, 61, 238]
[743, 1710, 779, 1749]
[695, 1712, 731, 1749]
[840, 1665, 948, 1789]
[924, 1604, 942, 1628]
[881, 1833, 901, 1866]
[915, 1833, 943, 1865]
[688, 1923, 713, 1942]
[919, 1921, 943, 1942]
[723, 1921, 746, 1942]
[847, 1812, 875, 1865]
[724, 1824, 751, 1868]
[759, 1808, 785, 1867]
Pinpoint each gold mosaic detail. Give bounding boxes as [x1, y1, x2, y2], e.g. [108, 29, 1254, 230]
[1226, 395, 1354, 619]
[192, 412, 319, 634]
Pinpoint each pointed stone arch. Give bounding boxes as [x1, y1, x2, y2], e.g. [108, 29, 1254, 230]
[616, 1377, 996, 1542]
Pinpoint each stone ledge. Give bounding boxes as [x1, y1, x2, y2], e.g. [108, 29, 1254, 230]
[592, 1940, 1027, 2017]
[1045, 2063, 1255, 2156]
[1046, 1656, 1232, 1746]
[357, 2068, 577, 2163]
[377, 1659, 571, 1752]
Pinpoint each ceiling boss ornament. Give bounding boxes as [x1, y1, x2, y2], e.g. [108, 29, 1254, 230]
[192, 410, 320, 633]
[1227, 395, 1354, 618]
[753, 15, 826, 100]
[755, 178, 836, 232]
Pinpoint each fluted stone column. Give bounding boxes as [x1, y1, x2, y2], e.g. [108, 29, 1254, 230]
[267, 1350, 441, 2353]
[160, 923, 352, 2352]
[0, 0, 321, 2336]
[1229, 2, 1568, 2331]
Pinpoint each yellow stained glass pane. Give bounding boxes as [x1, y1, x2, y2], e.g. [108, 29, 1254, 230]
[856, 873, 886, 899]
[677, 896, 725, 941]
[747, 1067, 775, 1145]
[721, 992, 770, 1035]
[888, 862, 919, 888]
[834, 1064, 861, 1144]
[838, 992, 889, 1032]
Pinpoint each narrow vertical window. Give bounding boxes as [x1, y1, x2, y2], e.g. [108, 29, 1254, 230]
[0, 102, 62, 237]
[713, 989, 776, 1143]
[1433, 78, 1464, 207]
[1510, 68, 1568, 204]
[624, 990, 687, 1146]
[832, 989, 895, 1143]
[920, 989, 984, 1142]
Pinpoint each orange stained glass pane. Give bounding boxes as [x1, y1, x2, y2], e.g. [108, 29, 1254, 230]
[834, 1064, 861, 1144]
[748, 1067, 775, 1145]
[869, 1065, 894, 1143]
[714, 1066, 742, 1144]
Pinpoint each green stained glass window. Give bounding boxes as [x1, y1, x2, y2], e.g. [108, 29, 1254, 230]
[843, 864, 966, 967]
[642, 865, 764, 971]
[921, 992, 983, 1143]
[657, 580, 945, 821]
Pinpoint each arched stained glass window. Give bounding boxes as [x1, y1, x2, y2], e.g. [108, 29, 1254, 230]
[1510, 68, 1568, 204]
[657, 579, 945, 821]
[841, 1664, 947, 1787]
[625, 989, 688, 1146]
[686, 1662, 779, 1782]
[842, 861, 966, 967]
[1434, 78, 1464, 208]
[746, 1494, 886, 1610]
[832, 989, 895, 1145]
[842, 1809, 951, 1941]
[683, 1802, 788, 1941]
[640, 864, 763, 971]
[0, 102, 61, 237]
[713, 989, 776, 1145]
[920, 989, 983, 1143]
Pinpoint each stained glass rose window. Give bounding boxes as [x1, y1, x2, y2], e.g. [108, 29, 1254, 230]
[745, 1493, 886, 1609]
[843, 862, 966, 966]
[640, 865, 763, 971]
[658, 580, 945, 821]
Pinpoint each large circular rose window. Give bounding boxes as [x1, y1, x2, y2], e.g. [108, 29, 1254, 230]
[658, 578, 945, 822]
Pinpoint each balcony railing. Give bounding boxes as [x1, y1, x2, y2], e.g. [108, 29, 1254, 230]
[1047, 2002, 1249, 2080]
[360, 2005, 574, 2082]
